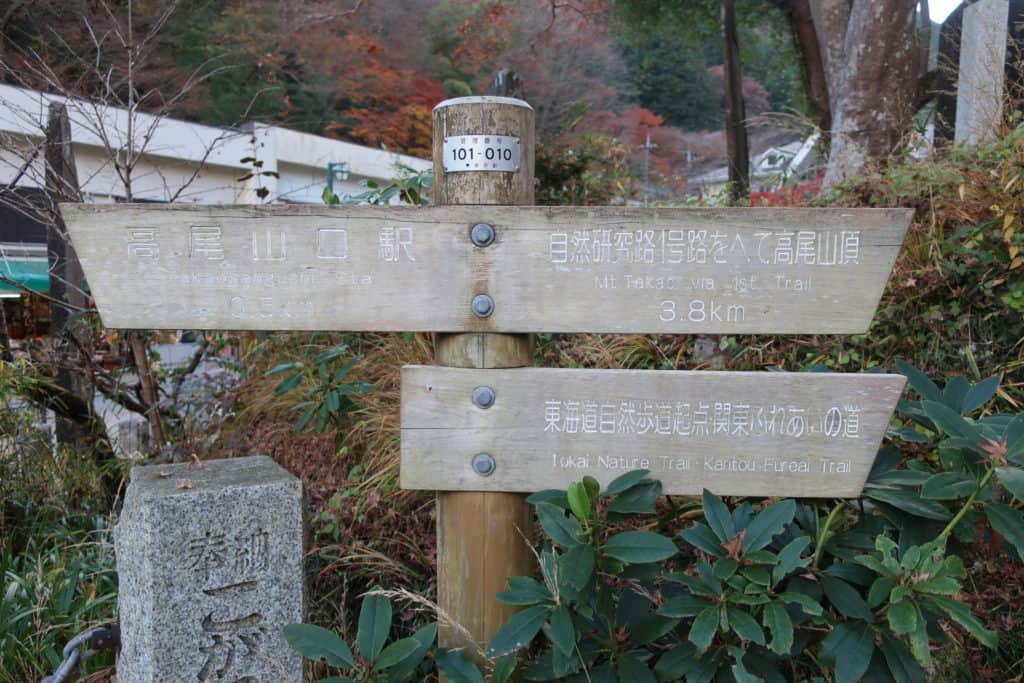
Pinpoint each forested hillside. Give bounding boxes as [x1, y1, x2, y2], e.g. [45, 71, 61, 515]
[0, 0, 810, 200]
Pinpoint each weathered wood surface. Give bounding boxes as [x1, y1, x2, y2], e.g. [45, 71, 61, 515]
[63, 203, 911, 334]
[432, 96, 535, 669]
[401, 366, 906, 498]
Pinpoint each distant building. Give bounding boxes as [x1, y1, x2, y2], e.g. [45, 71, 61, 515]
[687, 137, 818, 199]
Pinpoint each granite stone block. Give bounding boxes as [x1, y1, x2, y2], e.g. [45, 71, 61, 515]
[114, 455, 304, 682]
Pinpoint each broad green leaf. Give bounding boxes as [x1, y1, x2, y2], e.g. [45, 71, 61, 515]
[778, 591, 823, 616]
[679, 524, 727, 556]
[713, 558, 739, 581]
[658, 594, 714, 618]
[743, 550, 778, 565]
[921, 472, 977, 499]
[727, 607, 765, 645]
[702, 490, 735, 543]
[890, 426, 932, 443]
[487, 605, 549, 657]
[526, 490, 569, 509]
[610, 480, 664, 515]
[915, 576, 960, 596]
[741, 499, 796, 553]
[497, 576, 552, 606]
[878, 633, 926, 683]
[895, 360, 942, 402]
[567, 482, 591, 521]
[821, 575, 874, 620]
[688, 606, 719, 652]
[728, 647, 763, 683]
[325, 389, 340, 412]
[887, 599, 918, 634]
[357, 595, 391, 662]
[868, 577, 895, 609]
[1006, 414, 1024, 459]
[996, 467, 1024, 499]
[942, 375, 970, 412]
[582, 476, 600, 501]
[608, 481, 662, 514]
[535, 502, 584, 547]
[618, 653, 657, 683]
[605, 469, 651, 495]
[864, 488, 952, 521]
[275, 373, 303, 395]
[730, 593, 771, 606]
[762, 602, 793, 655]
[559, 543, 596, 592]
[267, 361, 302, 376]
[907, 604, 931, 666]
[921, 400, 979, 440]
[293, 406, 316, 432]
[774, 536, 812, 579]
[373, 637, 420, 670]
[546, 605, 575, 656]
[820, 623, 875, 683]
[740, 564, 771, 586]
[666, 572, 718, 597]
[282, 624, 355, 668]
[654, 642, 699, 680]
[603, 531, 678, 564]
[386, 622, 436, 678]
[927, 595, 998, 648]
[854, 553, 893, 578]
[435, 648, 486, 683]
[491, 655, 517, 683]
[985, 503, 1024, 561]
[963, 376, 1000, 413]
[630, 614, 679, 645]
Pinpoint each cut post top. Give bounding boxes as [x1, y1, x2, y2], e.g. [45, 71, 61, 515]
[434, 95, 534, 112]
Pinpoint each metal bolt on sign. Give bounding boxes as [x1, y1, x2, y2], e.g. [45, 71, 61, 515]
[471, 453, 496, 476]
[472, 385, 496, 409]
[471, 294, 495, 318]
[470, 222, 495, 247]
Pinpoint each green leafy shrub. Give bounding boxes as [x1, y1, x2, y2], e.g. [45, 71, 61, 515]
[284, 594, 505, 683]
[267, 342, 373, 433]
[0, 507, 117, 683]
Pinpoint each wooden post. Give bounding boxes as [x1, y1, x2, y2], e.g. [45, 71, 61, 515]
[432, 96, 535, 666]
[44, 102, 93, 446]
[722, 0, 750, 202]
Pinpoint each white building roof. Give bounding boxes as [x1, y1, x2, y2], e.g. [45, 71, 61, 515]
[0, 83, 430, 206]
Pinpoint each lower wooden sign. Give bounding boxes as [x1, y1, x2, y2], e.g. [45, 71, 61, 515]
[400, 366, 906, 498]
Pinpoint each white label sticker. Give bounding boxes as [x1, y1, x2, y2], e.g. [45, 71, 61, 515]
[443, 135, 520, 172]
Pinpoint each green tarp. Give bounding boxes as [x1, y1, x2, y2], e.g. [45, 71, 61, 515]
[0, 258, 49, 293]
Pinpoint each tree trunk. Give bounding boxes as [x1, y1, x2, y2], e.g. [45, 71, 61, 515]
[722, 0, 750, 201]
[128, 330, 165, 447]
[790, 0, 832, 135]
[818, 0, 922, 188]
[44, 102, 93, 447]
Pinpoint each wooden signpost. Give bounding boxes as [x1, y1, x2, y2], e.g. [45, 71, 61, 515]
[63, 95, 914, 672]
[64, 203, 908, 334]
[401, 367, 905, 498]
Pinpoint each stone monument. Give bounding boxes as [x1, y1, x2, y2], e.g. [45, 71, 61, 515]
[114, 455, 304, 682]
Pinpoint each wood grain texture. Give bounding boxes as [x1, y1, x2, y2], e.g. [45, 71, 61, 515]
[62, 203, 910, 334]
[432, 97, 535, 668]
[402, 366, 906, 498]
[433, 96, 535, 205]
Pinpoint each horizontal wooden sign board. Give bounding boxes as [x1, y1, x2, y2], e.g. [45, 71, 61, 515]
[400, 366, 906, 498]
[63, 204, 910, 334]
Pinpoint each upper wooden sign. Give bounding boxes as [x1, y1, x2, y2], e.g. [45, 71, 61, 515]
[400, 366, 906, 498]
[63, 204, 910, 334]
